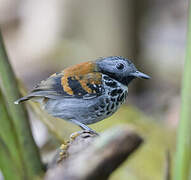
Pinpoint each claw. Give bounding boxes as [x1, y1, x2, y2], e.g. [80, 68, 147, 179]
[57, 143, 69, 163]
[70, 130, 99, 141]
[70, 131, 81, 140]
[60, 144, 68, 151]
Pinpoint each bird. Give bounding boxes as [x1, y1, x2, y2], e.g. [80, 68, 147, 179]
[15, 56, 150, 134]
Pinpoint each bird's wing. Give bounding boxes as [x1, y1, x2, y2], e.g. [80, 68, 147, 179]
[15, 71, 104, 104]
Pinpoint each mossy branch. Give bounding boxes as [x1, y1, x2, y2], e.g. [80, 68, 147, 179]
[45, 127, 143, 180]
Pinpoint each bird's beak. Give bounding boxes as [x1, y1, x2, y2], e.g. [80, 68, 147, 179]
[129, 71, 151, 79]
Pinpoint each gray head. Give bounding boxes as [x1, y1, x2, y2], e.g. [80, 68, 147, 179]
[96, 56, 150, 86]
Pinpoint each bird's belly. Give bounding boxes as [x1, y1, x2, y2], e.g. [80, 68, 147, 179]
[43, 90, 127, 125]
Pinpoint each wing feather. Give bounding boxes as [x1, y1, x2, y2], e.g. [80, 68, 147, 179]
[15, 72, 104, 104]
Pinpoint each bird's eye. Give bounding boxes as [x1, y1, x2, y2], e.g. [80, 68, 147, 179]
[116, 63, 124, 70]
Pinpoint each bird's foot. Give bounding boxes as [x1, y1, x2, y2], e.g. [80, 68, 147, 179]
[57, 142, 69, 163]
[70, 120, 99, 137]
[70, 130, 99, 141]
[70, 131, 81, 140]
[86, 129, 99, 136]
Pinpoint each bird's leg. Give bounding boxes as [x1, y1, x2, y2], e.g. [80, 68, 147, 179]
[71, 120, 99, 134]
[70, 120, 99, 140]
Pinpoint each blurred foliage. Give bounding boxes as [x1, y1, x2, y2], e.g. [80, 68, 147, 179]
[0, 92, 24, 180]
[174, 1, 191, 179]
[0, 30, 44, 179]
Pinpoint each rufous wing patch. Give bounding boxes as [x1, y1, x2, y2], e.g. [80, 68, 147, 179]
[61, 76, 74, 95]
[61, 62, 100, 95]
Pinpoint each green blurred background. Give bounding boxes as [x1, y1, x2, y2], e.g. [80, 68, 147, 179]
[0, 0, 187, 179]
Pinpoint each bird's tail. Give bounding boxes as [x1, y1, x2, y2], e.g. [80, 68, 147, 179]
[14, 96, 30, 104]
